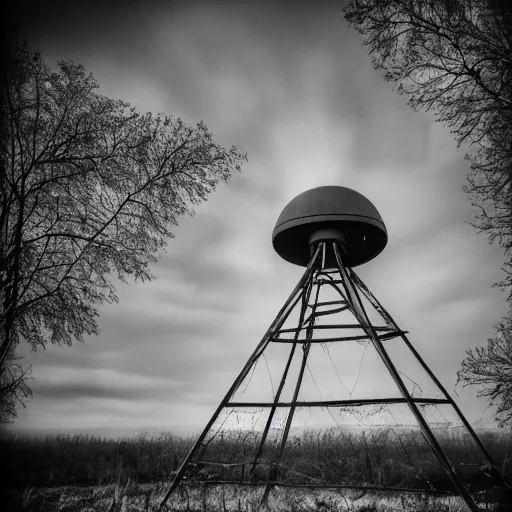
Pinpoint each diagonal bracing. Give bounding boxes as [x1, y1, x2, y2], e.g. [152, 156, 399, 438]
[159, 241, 506, 512]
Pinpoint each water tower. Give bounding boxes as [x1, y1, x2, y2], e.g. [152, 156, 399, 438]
[160, 186, 506, 511]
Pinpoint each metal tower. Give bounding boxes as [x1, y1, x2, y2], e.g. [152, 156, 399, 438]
[159, 186, 507, 511]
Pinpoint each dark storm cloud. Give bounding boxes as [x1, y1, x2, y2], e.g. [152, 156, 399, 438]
[18, 0, 348, 187]
[22, 301, 237, 385]
[20, 295, 228, 364]
[32, 380, 180, 402]
[17, 0, 173, 56]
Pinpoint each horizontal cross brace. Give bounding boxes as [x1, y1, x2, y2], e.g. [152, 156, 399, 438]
[310, 306, 350, 317]
[271, 330, 408, 343]
[316, 279, 344, 285]
[277, 324, 394, 333]
[308, 300, 347, 307]
[227, 397, 451, 408]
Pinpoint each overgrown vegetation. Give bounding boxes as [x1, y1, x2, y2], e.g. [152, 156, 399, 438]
[5, 481, 482, 512]
[3, 429, 511, 491]
[3, 429, 511, 510]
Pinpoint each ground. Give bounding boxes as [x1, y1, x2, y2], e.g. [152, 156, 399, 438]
[5, 482, 501, 511]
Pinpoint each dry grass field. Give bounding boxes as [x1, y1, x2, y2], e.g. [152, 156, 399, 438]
[3, 429, 512, 511]
[4, 481, 496, 511]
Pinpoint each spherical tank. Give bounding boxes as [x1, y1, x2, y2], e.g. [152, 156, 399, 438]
[272, 186, 387, 268]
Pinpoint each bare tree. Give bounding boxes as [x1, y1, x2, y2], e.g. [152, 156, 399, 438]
[0, 349, 31, 424]
[343, 0, 512, 425]
[0, 40, 247, 421]
[457, 319, 512, 428]
[344, 0, 512, 287]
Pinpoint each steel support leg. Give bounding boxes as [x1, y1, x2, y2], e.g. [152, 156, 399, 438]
[332, 242, 480, 512]
[350, 268, 509, 490]
[258, 249, 324, 510]
[249, 261, 316, 481]
[158, 245, 322, 509]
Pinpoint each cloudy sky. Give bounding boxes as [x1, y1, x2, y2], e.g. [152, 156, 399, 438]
[9, 0, 509, 439]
